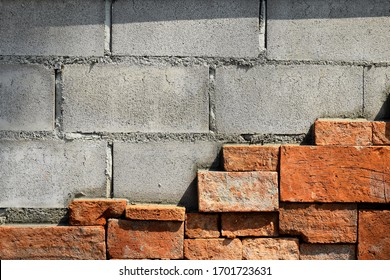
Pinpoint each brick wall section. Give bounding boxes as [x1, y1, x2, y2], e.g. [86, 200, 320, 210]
[1, 119, 389, 260]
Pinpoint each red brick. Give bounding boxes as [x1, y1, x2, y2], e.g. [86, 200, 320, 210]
[223, 144, 280, 171]
[198, 171, 278, 212]
[280, 145, 390, 203]
[0, 225, 105, 260]
[314, 119, 372, 146]
[358, 210, 390, 260]
[279, 203, 357, 243]
[185, 213, 220, 238]
[69, 198, 127, 226]
[242, 238, 299, 260]
[300, 244, 356, 260]
[372, 122, 390, 145]
[184, 238, 242, 260]
[221, 212, 278, 238]
[107, 219, 184, 259]
[125, 204, 185, 221]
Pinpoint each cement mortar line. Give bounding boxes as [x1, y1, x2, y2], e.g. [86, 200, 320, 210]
[1, 55, 390, 68]
[0, 131, 307, 145]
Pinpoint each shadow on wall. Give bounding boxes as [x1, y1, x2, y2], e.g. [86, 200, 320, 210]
[375, 93, 390, 121]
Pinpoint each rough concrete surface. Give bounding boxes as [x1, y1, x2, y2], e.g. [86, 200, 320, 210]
[112, 0, 261, 57]
[0, 140, 107, 208]
[364, 66, 390, 120]
[0, 64, 54, 131]
[62, 64, 209, 133]
[215, 64, 363, 134]
[3, 208, 68, 224]
[114, 141, 220, 210]
[0, 0, 105, 56]
[267, 0, 390, 62]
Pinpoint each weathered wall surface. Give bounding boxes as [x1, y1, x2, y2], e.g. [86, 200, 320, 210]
[1, 0, 390, 216]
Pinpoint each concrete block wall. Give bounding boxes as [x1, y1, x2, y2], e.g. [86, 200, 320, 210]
[1, 0, 390, 226]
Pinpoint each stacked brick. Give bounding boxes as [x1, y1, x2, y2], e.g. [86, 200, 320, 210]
[0, 119, 389, 260]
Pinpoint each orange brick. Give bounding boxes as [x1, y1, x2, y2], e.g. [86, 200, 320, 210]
[221, 212, 278, 238]
[125, 204, 185, 221]
[223, 144, 280, 171]
[184, 238, 242, 260]
[300, 244, 356, 260]
[372, 122, 390, 145]
[107, 219, 184, 259]
[69, 198, 127, 226]
[0, 225, 105, 259]
[185, 213, 220, 238]
[314, 119, 372, 146]
[280, 145, 390, 203]
[279, 204, 357, 243]
[242, 238, 299, 260]
[358, 210, 390, 260]
[198, 171, 278, 212]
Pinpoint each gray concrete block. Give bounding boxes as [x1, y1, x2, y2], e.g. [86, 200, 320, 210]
[0, 140, 107, 208]
[0, 0, 105, 56]
[267, 0, 390, 62]
[113, 141, 221, 210]
[62, 65, 209, 133]
[112, 0, 261, 57]
[364, 67, 390, 120]
[0, 65, 54, 131]
[215, 65, 363, 134]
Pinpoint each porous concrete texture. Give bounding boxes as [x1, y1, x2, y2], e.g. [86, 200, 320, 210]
[0, 0, 105, 56]
[112, 0, 261, 57]
[364, 66, 390, 120]
[215, 64, 363, 134]
[0, 64, 54, 131]
[2, 208, 68, 224]
[267, 0, 390, 62]
[0, 140, 107, 208]
[113, 141, 220, 210]
[62, 64, 209, 133]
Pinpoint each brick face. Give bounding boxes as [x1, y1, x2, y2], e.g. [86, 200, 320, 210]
[314, 119, 372, 146]
[300, 244, 356, 260]
[0, 226, 106, 260]
[69, 199, 127, 226]
[223, 145, 280, 171]
[184, 238, 242, 260]
[185, 213, 220, 238]
[198, 171, 279, 212]
[107, 219, 184, 260]
[221, 212, 278, 238]
[358, 210, 390, 260]
[125, 204, 186, 221]
[280, 145, 390, 203]
[242, 238, 299, 260]
[279, 203, 357, 243]
[372, 122, 390, 145]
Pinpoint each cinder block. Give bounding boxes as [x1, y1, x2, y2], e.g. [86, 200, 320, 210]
[113, 141, 220, 210]
[0, 0, 105, 56]
[184, 238, 242, 260]
[267, 0, 390, 62]
[242, 238, 299, 260]
[300, 244, 356, 260]
[314, 119, 372, 146]
[358, 210, 390, 260]
[62, 65, 209, 133]
[0, 225, 106, 260]
[280, 145, 390, 203]
[0, 140, 107, 208]
[112, 0, 261, 57]
[215, 65, 363, 134]
[0, 65, 54, 131]
[69, 199, 127, 226]
[198, 171, 279, 212]
[364, 67, 390, 120]
[107, 219, 184, 259]
[279, 203, 357, 243]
